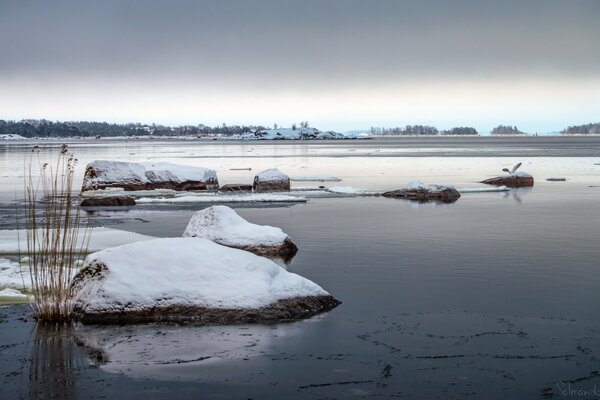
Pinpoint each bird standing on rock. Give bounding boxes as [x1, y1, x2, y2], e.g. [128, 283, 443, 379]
[502, 163, 522, 175]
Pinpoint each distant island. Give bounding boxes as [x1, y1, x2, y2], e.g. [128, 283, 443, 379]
[1, 119, 599, 139]
[561, 122, 600, 135]
[490, 125, 527, 135]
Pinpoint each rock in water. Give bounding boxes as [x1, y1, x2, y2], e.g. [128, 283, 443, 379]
[70, 238, 338, 324]
[253, 169, 290, 192]
[80, 196, 136, 207]
[382, 181, 461, 203]
[219, 184, 253, 192]
[81, 160, 219, 192]
[481, 172, 534, 187]
[183, 206, 298, 260]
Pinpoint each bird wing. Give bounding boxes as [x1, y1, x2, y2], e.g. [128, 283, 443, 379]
[511, 162, 522, 174]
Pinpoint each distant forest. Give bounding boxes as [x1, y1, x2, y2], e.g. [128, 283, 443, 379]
[561, 122, 600, 135]
[1, 119, 599, 137]
[369, 125, 478, 136]
[0, 119, 268, 138]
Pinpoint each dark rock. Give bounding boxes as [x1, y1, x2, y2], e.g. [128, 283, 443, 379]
[235, 238, 299, 262]
[383, 183, 461, 203]
[73, 295, 341, 325]
[80, 196, 136, 207]
[481, 175, 534, 187]
[253, 169, 291, 192]
[219, 184, 253, 192]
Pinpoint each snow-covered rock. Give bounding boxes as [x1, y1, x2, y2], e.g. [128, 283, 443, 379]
[481, 172, 534, 187]
[382, 181, 461, 203]
[183, 206, 298, 260]
[0, 134, 27, 140]
[253, 168, 290, 192]
[82, 161, 219, 192]
[70, 238, 340, 324]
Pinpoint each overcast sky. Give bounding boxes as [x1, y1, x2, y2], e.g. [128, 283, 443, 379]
[1, 0, 598, 132]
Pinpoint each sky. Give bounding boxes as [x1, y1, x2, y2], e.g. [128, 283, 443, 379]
[0, 0, 599, 133]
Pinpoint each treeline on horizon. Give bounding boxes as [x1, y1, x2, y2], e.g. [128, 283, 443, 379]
[0, 119, 599, 138]
[0, 119, 269, 138]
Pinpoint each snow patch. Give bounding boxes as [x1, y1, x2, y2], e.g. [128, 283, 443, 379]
[406, 181, 455, 191]
[0, 287, 28, 299]
[327, 186, 383, 196]
[136, 194, 306, 203]
[290, 176, 342, 182]
[0, 227, 156, 255]
[0, 258, 28, 290]
[0, 134, 27, 140]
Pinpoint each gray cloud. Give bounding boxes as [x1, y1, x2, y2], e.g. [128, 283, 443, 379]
[1, 0, 599, 88]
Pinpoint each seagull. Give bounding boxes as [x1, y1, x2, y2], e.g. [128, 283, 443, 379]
[502, 162, 522, 175]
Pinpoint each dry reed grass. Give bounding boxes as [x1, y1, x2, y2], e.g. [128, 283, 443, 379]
[20, 144, 90, 321]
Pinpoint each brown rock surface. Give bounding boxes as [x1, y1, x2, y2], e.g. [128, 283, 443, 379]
[481, 175, 534, 187]
[80, 196, 136, 207]
[383, 184, 461, 203]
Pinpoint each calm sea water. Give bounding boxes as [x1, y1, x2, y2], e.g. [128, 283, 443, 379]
[1, 137, 599, 399]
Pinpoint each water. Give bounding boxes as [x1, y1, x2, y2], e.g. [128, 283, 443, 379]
[1, 137, 599, 399]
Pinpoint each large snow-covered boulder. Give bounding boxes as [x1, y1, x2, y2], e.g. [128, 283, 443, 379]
[253, 168, 290, 192]
[382, 181, 461, 203]
[70, 238, 339, 324]
[81, 161, 219, 192]
[182, 206, 298, 260]
[481, 172, 534, 187]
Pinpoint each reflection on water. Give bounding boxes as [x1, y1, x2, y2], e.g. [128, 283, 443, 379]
[28, 322, 84, 400]
[71, 318, 320, 381]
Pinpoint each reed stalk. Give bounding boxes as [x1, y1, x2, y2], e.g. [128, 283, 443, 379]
[22, 144, 90, 321]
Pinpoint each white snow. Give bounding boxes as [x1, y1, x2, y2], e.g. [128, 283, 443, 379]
[73, 238, 329, 313]
[0, 134, 27, 140]
[183, 206, 289, 247]
[135, 194, 306, 203]
[0, 227, 156, 255]
[290, 176, 342, 182]
[0, 258, 29, 290]
[141, 162, 217, 183]
[255, 168, 289, 183]
[327, 186, 383, 196]
[459, 186, 510, 193]
[82, 160, 218, 190]
[81, 187, 178, 198]
[0, 288, 28, 299]
[406, 181, 455, 191]
[513, 171, 532, 177]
